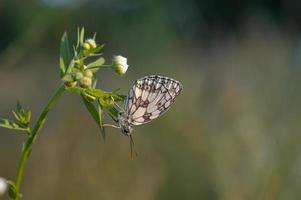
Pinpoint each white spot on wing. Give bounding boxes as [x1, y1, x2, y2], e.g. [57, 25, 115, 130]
[141, 91, 149, 101]
[132, 107, 147, 119]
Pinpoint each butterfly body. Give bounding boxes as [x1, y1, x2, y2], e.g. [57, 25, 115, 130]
[118, 112, 133, 135]
[118, 75, 183, 135]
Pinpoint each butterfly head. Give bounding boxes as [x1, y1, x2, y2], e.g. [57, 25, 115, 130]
[118, 112, 133, 136]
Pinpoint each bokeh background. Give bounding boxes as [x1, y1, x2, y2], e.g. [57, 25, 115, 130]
[1, 0, 301, 199]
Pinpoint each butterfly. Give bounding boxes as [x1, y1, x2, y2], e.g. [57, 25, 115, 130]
[118, 75, 183, 135]
[105, 75, 182, 158]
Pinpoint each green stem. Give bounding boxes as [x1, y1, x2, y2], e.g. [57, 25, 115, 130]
[14, 85, 65, 200]
[100, 64, 112, 68]
[87, 64, 112, 71]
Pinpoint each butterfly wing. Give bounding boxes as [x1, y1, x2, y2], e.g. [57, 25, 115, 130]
[124, 75, 182, 126]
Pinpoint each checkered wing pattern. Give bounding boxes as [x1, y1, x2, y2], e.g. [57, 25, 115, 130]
[124, 75, 182, 126]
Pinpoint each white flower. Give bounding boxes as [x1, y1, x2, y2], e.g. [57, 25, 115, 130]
[113, 55, 129, 75]
[0, 177, 7, 196]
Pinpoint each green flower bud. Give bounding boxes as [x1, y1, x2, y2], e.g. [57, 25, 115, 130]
[75, 72, 84, 80]
[84, 69, 93, 78]
[83, 43, 90, 50]
[79, 76, 92, 88]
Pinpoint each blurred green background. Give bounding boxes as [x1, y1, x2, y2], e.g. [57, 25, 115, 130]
[1, 0, 301, 199]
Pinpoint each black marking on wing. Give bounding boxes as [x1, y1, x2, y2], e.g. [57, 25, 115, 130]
[123, 75, 182, 126]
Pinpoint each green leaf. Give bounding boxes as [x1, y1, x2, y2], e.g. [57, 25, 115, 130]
[85, 88, 106, 99]
[66, 59, 75, 75]
[76, 27, 80, 49]
[108, 112, 118, 123]
[86, 88, 123, 100]
[97, 103, 106, 140]
[0, 119, 28, 132]
[89, 44, 105, 54]
[92, 79, 97, 89]
[62, 73, 74, 82]
[59, 32, 72, 77]
[86, 57, 105, 73]
[93, 32, 97, 40]
[98, 97, 110, 107]
[12, 110, 21, 122]
[80, 27, 85, 46]
[66, 86, 84, 95]
[108, 106, 119, 119]
[112, 93, 126, 102]
[73, 45, 78, 57]
[82, 95, 99, 122]
[25, 110, 31, 123]
[81, 95, 106, 140]
[16, 100, 22, 113]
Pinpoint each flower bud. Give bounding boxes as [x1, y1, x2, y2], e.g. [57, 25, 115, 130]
[83, 43, 90, 50]
[75, 72, 84, 80]
[79, 76, 92, 88]
[83, 39, 97, 51]
[0, 177, 7, 196]
[86, 39, 97, 49]
[84, 69, 93, 78]
[112, 55, 129, 75]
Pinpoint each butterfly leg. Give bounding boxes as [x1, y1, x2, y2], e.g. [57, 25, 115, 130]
[103, 124, 120, 129]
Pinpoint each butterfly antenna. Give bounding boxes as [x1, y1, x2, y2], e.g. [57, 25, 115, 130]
[129, 135, 138, 160]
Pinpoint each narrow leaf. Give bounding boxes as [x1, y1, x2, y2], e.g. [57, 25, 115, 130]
[66, 59, 75, 75]
[112, 93, 126, 102]
[80, 27, 85, 46]
[92, 78, 97, 89]
[25, 110, 31, 123]
[97, 103, 106, 140]
[62, 73, 74, 82]
[82, 96, 99, 122]
[108, 106, 119, 119]
[85, 88, 106, 99]
[108, 112, 118, 123]
[89, 44, 105, 54]
[76, 27, 80, 49]
[12, 111, 20, 122]
[0, 119, 28, 132]
[16, 100, 22, 113]
[60, 32, 72, 77]
[93, 32, 97, 40]
[81, 95, 106, 140]
[66, 86, 84, 95]
[86, 57, 105, 70]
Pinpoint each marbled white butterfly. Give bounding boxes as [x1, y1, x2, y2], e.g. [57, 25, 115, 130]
[118, 75, 183, 135]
